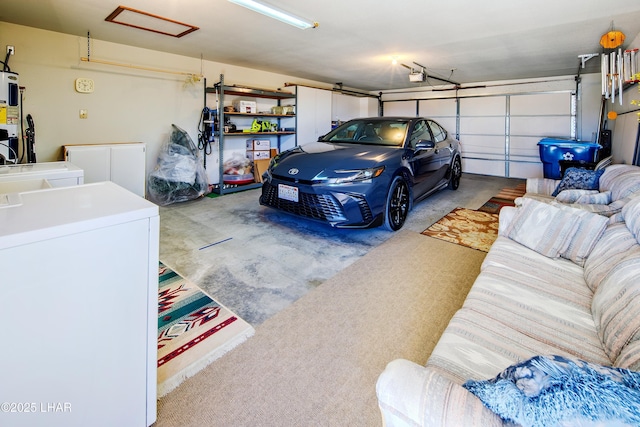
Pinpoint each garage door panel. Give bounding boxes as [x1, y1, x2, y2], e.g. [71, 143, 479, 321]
[460, 96, 506, 116]
[510, 93, 572, 115]
[510, 136, 542, 159]
[462, 136, 505, 159]
[383, 101, 416, 116]
[460, 116, 505, 134]
[510, 116, 571, 136]
[430, 118, 456, 136]
[418, 99, 457, 116]
[463, 159, 506, 176]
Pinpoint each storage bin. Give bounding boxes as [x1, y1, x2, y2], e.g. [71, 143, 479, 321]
[537, 138, 601, 179]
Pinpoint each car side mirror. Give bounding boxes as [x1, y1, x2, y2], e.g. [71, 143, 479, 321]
[415, 140, 435, 151]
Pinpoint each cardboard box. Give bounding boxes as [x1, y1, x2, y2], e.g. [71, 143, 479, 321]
[246, 150, 270, 160]
[253, 159, 271, 183]
[232, 100, 257, 113]
[246, 139, 271, 150]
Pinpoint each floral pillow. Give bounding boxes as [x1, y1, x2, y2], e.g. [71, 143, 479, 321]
[463, 355, 640, 427]
[552, 168, 605, 197]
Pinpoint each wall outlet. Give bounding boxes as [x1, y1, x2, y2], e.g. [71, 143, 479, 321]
[79, 109, 88, 119]
[6, 45, 14, 55]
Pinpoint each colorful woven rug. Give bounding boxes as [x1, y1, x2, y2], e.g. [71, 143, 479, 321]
[422, 207, 499, 252]
[158, 263, 254, 397]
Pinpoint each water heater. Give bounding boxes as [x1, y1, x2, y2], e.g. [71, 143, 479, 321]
[0, 71, 19, 162]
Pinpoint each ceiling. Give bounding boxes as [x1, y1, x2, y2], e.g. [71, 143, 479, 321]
[3, 0, 640, 92]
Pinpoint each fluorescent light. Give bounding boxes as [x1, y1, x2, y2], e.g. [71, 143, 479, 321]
[228, 0, 317, 29]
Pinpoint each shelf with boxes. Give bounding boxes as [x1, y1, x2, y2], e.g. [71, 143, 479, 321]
[205, 74, 297, 195]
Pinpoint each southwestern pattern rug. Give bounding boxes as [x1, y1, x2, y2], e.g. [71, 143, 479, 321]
[158, 263, 254, 397]
[422, 207, 499, 252]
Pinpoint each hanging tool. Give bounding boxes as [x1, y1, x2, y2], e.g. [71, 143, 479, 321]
[198, 107, 214, 169]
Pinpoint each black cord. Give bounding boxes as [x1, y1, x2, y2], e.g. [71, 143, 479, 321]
[197, 107, 213, 158]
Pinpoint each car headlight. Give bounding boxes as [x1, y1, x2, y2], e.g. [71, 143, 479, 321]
[315, 166, 385, 184]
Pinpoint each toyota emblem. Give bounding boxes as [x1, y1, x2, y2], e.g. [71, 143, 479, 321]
[288, 168, 299, 175]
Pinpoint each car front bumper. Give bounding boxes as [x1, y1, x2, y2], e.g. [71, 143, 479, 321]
[259, 178, 386, 228]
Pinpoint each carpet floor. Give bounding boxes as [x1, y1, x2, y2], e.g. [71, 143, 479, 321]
[155, 229, 486, 427]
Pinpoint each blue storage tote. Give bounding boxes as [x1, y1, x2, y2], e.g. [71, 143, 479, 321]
[537, 138, 601, 179]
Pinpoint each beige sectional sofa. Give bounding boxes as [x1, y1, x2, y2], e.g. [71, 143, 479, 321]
[376, 165, 640, 426]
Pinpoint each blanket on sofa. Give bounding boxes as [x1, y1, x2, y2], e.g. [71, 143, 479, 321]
[463, 354, 640, 427]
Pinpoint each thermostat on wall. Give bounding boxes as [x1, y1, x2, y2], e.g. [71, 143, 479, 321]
[75, 78, 94, 93]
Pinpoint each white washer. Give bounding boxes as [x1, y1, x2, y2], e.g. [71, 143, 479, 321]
[0, 161, 84, 187]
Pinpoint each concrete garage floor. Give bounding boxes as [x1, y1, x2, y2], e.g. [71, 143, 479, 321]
[159, 173, 522, 326]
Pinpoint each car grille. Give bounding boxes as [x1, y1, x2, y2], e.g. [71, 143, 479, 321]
[262, 182, 347, 222]
[354, 195, 374, 223]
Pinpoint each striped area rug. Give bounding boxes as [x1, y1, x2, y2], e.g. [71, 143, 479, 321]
[157, 263, 254, 397]
[478, 183, 526, 214]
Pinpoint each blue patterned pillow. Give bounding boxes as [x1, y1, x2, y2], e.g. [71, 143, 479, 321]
[463, 355, 640, 427]
[552, 168, 605, 197]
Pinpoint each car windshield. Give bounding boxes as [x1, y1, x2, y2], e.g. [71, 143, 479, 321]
[322, 119, 409, 147]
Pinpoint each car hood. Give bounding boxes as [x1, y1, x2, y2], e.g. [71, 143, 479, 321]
[271, 142, 397, 180]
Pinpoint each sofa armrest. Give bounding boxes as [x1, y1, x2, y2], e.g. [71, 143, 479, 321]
[526, 177, 560, 196]
[498, 206, 517, 236]
[376, 359, 503, 427]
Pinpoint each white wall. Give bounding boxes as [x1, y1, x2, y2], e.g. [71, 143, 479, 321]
[0, 22, 333, 183]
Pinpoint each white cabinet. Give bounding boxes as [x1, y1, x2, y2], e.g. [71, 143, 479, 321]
[296, 85, 332, 144]
[0, 182, 159, 427]
[64, 143, 146, 197]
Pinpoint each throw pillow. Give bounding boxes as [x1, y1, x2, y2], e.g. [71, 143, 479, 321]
[555, 189, 598, 203]
[576, 190, 612, 205]
[504, 198, 579, 258]
[552, 204, 609, 267]
[463, 354, 640, 427]
[552, 168, 605, 197]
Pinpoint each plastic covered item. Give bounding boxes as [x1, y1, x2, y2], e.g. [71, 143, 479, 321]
[147, 124, 209, 206]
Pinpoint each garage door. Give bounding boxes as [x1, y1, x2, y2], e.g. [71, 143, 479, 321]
[382, 92, 575, 178]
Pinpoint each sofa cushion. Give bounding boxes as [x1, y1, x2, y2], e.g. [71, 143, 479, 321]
[551, 167, 605, 197]
[462, 354, 640, 427]
[505, 198, 579, 258]
[427, 237, 609, 384]
[609, 172, 640, 202]
[583, 223, 640, 292]
[623, 195, 640, 242]
[592, 250, 640, 364]
[598, 164, 640, 192]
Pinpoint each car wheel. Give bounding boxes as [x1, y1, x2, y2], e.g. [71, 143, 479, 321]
[448, 156, 462, 190]
[384, 176, 410, 231]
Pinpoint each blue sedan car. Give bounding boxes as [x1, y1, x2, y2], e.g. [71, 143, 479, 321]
[259, 117, 462, 231]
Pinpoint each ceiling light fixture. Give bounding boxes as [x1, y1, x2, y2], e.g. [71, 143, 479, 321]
[228, 0, 318, 29]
